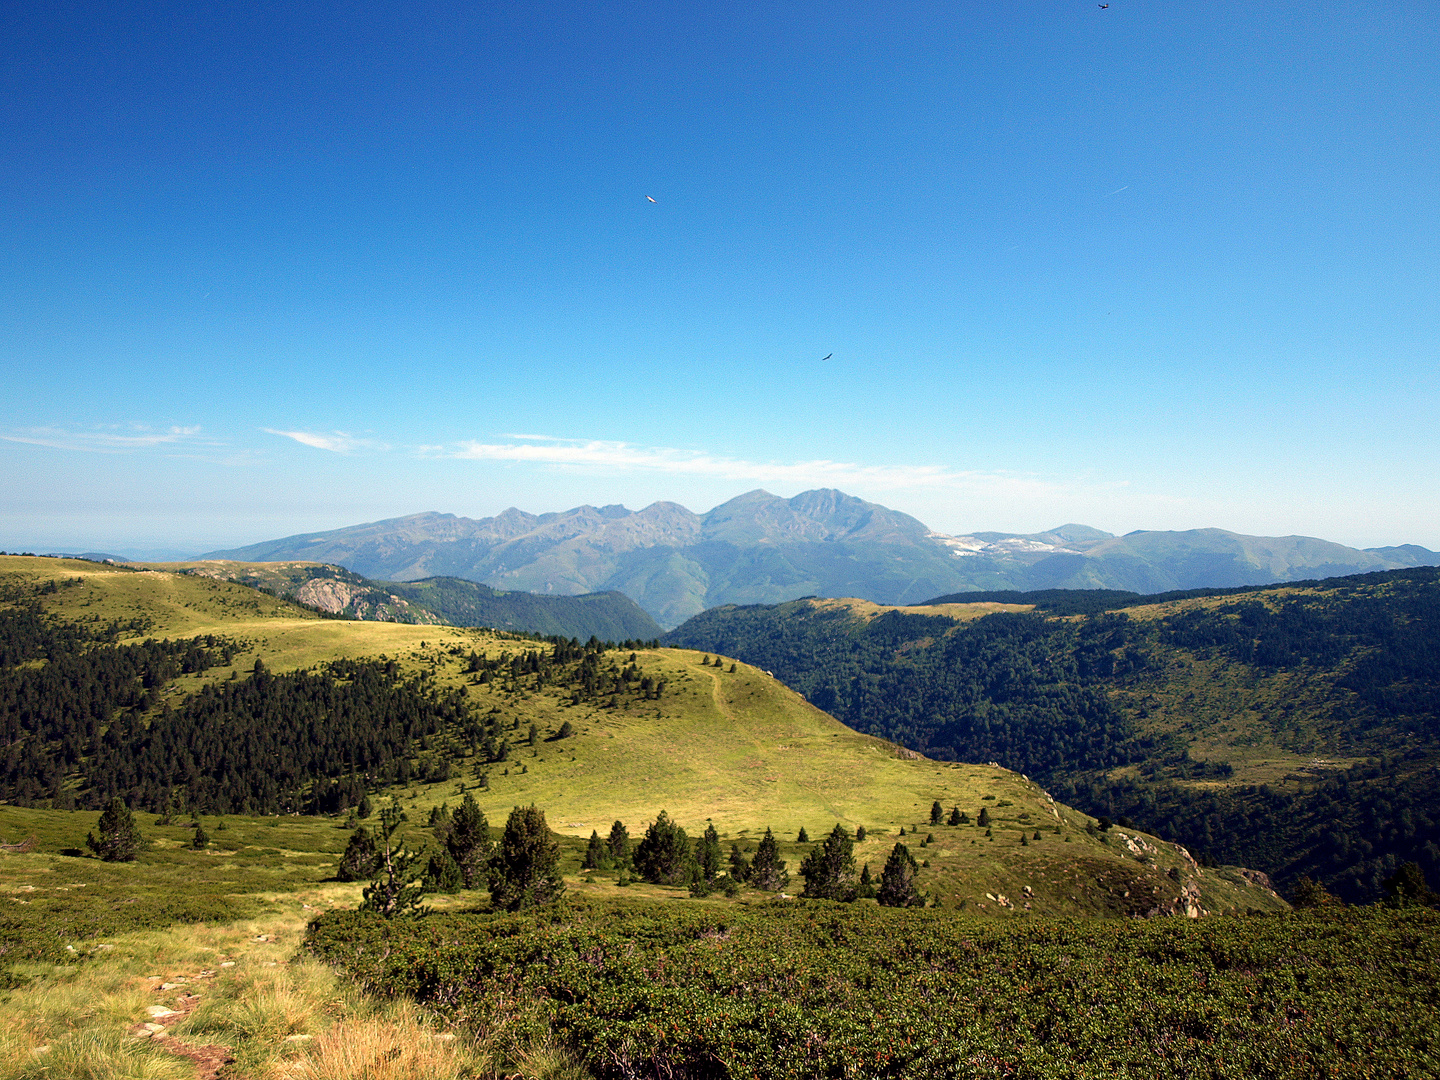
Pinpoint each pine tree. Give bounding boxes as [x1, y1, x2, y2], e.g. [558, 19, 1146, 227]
[696, 821, 723, 883]
[799, 823, 857, 901]
[359, 801, 430, 919]
[633, 811, 696, 885]
[190, 822, 209, 850]
[86, 797, 141, 862]
[728, 842, 752, 883]
[357, 794, 373, 818]
[948, 807, 961, 826]
[749, 827, 789, 892]
[855, 825, 867, 842]
[878, 842, 921, 907]
[447, 794, 494, 889]
[337, 826, 381, 882]
[856, 862, 877, 899]
[607, 820, 631, 866]
[978, 807, 991, 827]
[583, 829, 609, 870]
[489, 804, 565, 911]
[423, 848, 463, 893]
[796, 826, 809, 843]
[930, 801, 943, 826]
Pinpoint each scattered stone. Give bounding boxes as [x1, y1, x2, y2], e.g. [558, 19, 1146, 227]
[220, 961, 235, 967]
[284, 1034, 313, 1043]
[254, 935, 271, 942]
[144, 1023, 167, 1033]
[160, 981, 184, 990]
[148, 1006, 181, 1019]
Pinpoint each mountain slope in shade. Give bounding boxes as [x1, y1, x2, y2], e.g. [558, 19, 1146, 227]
[168, 560, 663, 640]
[205, 489, 1440, 627]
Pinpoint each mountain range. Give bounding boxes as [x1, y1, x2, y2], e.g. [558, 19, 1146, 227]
[205, 488, 1440, 628]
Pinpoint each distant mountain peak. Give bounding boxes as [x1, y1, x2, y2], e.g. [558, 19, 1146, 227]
[202, 489, 1440, 628]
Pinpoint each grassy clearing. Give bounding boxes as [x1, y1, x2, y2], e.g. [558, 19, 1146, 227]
[0, 883, 511, 1080]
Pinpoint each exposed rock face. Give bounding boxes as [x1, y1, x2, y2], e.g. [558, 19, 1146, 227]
[294, 578, 360, 614]
[1234, 867, 1282, 899]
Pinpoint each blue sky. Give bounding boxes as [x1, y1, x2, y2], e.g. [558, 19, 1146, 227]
[2, 1, 1436, 557]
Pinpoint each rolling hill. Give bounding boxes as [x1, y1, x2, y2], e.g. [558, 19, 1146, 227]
[666, 567, 1440, 901]
[202, 488, 1440, 627]
[167, 559, 663, 640]
[0, 554, 1282, 918]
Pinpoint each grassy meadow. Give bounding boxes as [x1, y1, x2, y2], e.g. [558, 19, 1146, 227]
[0, 554, 1323, 1078]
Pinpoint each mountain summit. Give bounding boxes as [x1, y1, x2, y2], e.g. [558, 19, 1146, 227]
[206, 489, 1440, 627]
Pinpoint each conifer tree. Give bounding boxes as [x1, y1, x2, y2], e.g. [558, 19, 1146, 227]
[190, 822, 209, 850]
[855, 825, 866, 842]
[796, 826, 809, 843]
[696, 821, 723, 883]
[978, 807, 991, 827]
[878, 842, 921, 907]
[583, 829, 609, 870]
[360, 801, 430, 919]
[607, 820, 631, 866]
[749, 827, 789, 891]
[948, 807, 961, 826]
[930, 801, 943, 826]
[633, 811, 696, 885]
[447, 793, 493, 888]
[423, 848, 463, 893]
[799, 823, 857, 901]
[489, 804, 565, 911]
[856, 862, 877, 899]
[728, 842, 752, 883]
[86, 797, 141, 862]
[338, 825, 381, 882]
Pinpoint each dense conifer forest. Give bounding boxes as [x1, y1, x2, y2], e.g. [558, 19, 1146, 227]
[1, 574, 663, 815]
[668, 568, 1440, 900]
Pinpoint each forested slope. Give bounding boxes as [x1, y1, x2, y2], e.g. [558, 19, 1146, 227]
[667, 568, 1440, 900]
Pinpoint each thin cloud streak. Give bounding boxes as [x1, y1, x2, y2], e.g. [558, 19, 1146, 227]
[1, 425, 204, 454]
[446, 436, 1105, 501]
[264, 429, 388, 454]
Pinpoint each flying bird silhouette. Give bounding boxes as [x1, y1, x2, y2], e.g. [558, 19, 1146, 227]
[821, 353, 833, 361]
[1098, 3, 1108, 8]
[646, 196, 657, 203]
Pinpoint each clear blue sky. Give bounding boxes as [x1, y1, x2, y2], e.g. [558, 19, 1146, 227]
[2, 1, 1436, 556]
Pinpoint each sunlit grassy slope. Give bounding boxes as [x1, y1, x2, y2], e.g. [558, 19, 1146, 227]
[1, 555, 1284, 917]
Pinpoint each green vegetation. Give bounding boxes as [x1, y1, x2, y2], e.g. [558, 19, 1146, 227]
[668, 568, 1440, 901]
[304, 899, 1440, 1079]
[172, 559, 664, 639]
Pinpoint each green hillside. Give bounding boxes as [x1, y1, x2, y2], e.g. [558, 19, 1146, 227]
[666, 568, 1440, 902]
[0, 554, 1282, 919]
[166, 559, 663, 640]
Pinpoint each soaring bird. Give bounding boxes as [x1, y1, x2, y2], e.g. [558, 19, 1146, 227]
[821, 353, 833, 361]
[646, 196, 657, 203]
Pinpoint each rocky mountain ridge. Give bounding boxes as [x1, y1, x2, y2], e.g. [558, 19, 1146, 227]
[205, 489, 1440, 627]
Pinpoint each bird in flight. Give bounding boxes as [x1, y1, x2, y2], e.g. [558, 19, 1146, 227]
[646, 196, 657, 203]
[1099, 3, 1108, 7]
[821, 353, 833, 361]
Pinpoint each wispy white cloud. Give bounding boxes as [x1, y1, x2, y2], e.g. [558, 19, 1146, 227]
[444, 434, 1089, 500]
[264, 429, 388, 454]
[1, 425, 204, 454]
